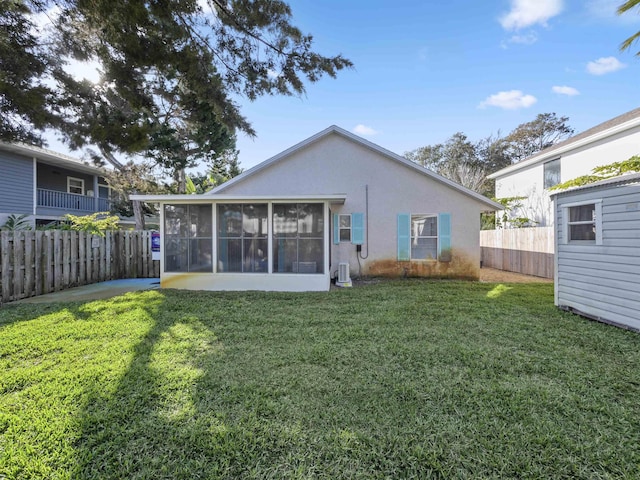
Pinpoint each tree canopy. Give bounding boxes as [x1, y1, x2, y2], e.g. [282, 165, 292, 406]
[405, 113, 574, 197]
[1, 1, 352, 175]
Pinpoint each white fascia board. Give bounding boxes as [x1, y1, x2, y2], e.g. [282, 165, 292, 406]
[130, 193, 347, 204]
[487, 117, 640, 180]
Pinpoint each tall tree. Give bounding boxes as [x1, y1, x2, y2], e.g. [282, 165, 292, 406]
[618, 0, 640, 56]
[503, 113, 574, 163]
[2, 1, 352, 225]
[405, 132, 490, 195]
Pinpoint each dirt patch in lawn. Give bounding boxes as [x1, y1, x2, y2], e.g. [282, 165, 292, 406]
[479, 267, 552, 283]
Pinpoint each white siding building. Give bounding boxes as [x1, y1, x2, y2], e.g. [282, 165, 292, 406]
[552, 173, 640, 331]
[489, 107, 640, 227]
[133, 126, 500, 292]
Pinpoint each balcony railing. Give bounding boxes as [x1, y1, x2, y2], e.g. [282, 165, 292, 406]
[37, 189, 112, 212]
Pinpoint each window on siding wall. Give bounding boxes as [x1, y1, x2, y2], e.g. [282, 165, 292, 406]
[563, 201, 602, 245]
[398, 213, 451, 261]
[543, 159, 561, 189]
[67, 177, 84, 195]
[411, 214, 438, 260]
[164, 204, 213, 272]
[217, 204, 268, 273]
[339, 214, 351, 242]
[273, 203, 324, 274]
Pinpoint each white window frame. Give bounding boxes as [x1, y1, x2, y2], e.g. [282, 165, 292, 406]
[411, 214, 438, 260]
[67, 177, 85, 195]
[562, 200, 602, 245]
[338, 214, 352, 243]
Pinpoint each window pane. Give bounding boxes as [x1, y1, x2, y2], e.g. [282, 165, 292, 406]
[165, 237, 188, 272]
[569, 204, 595, 222]
[218, 204, 243, 237]
[412, 215, 437, 237]
[191, 205, 212, 237]
[298, 203, 324, 237]
[339, 229, 351, 242]
[411, 238, 437, 260]
[190, 238, 213, 272]
[217, 238, 242, 272]
[273, 204, 298, 237]
[570, 224, 596, 241]
[298, 239, 324, 273]
[273, 238, 297, 273]
[165, 205, 189, 236]
[544, 159, 561, 189]
[243, 238, 268, 272]
[339, 215, 351, 228]
[243, 204, 268, 236]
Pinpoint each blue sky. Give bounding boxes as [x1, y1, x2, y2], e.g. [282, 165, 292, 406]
[42, 0, 639, 171]
[231, 0, 640, 170]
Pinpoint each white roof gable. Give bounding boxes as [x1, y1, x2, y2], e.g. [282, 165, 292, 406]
[210, 125, 501, 209]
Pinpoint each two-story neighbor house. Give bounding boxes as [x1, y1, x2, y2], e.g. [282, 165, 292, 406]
[0, 143, 112, 228]
[488, 107, 640, 227]
[132, 126, 501, 292]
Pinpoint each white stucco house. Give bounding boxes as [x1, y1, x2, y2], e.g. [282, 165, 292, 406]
[552, 172, 640, 331]
[132, 125, 501, 292]
[488, 107, 640, 227]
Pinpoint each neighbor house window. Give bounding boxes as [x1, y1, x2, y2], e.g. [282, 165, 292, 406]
[217, 204, 268, 273]
[544, 159, 561, 189]
[411, 214, 438, 260]
[563, 200, 602, 245]
[273, 203, 324, 273]
[67, 177, 84, 195]
[164, 204, 213, 272]
[339, 214, 351, 242]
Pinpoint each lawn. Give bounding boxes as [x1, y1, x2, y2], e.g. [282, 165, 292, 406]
[1, 280, 639, 479]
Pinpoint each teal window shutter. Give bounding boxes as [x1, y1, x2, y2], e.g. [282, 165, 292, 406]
[397, 214, 410, 261]
[438, 213, 451, 262]
[333, 213, 340, 244]
[352, 213, 364, 245]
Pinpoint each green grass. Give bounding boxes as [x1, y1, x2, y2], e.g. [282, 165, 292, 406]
[1, 280, 639, 479]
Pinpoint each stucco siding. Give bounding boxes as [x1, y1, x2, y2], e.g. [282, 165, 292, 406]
[0, 151, 34, 215]
[218, 133, 489, 279]
[555, 182, 640, 330]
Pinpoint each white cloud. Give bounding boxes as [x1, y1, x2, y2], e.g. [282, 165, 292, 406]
[500, 0, 564, 30]
[586, 56, 627, 75]
[552, 85, 580, 96]
[353, 124, 380, 136]
[478, 90, 537, 110]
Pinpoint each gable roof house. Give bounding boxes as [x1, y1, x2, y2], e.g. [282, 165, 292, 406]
[132, 126, 501, 292]
[0, 143, 112, 228]
[551, 173, 640, 331]
[488, 107, 640, 227]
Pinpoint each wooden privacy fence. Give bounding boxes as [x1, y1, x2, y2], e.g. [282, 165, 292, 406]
[480, 227, 554, 279]
[0, 230, 159, 303]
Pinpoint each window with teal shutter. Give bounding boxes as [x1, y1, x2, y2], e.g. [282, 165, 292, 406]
[397, 213, 411, 261]
[352, 213, 364, 245]
[438, 213, 451, 262]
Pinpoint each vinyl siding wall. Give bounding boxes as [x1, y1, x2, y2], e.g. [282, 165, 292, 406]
[555, 182, 640, 330]
[0, 151, 34, 217]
